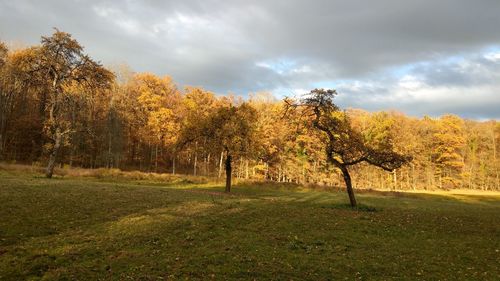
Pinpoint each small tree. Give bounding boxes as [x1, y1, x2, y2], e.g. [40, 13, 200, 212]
[179, 102, 257, 192]
[286, 89, 411, 207]
[432, 115, 465, 189]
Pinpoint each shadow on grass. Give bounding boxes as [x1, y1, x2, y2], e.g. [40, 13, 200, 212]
[321, 203, 379, 212]
[2, 191, 498, 280]
[233, 181, 500, 208]
[1, 172, 499, 280]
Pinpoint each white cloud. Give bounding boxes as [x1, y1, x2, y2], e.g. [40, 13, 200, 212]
[484, 52, 500, 62]
[331, 51, 500, 119]
[398, 75, 424, 91]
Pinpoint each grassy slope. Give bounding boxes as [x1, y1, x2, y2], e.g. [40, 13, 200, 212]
[0, 170, 499, 280]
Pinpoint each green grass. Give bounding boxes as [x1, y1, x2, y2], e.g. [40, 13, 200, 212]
[0, 170, 499, 280]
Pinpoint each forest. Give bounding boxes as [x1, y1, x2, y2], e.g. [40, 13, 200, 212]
[1, 30, 499, 192]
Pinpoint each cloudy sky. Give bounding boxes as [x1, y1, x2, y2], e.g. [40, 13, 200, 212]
[1, 0, 500, 119]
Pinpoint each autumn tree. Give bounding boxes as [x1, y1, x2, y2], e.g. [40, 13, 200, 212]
[0, 44, 29, 159]
[181, 87, 219, 175]
[354, 111, 412, 190]
[140, 74, 179, 171]
[249, 93, 290, 180]
[286, 89, 411, 207]
[0, 44, 46, 161]
[180, 102, 257, 192]
[0, 42, 9, 157]
[495, 123, 500, 189]
[0, 42, 6, 64]
[432, 115, 465, 189]
[20, 30, 114, 177]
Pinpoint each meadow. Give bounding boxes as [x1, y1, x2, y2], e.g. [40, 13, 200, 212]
[0, 167, 499, 280]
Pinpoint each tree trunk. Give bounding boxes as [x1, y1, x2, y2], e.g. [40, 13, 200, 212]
[69, 147, 74, 167]
[46, 130, 63, 178]
[218, 151, 224, 178]
[339, 165, 357, 207]
[406, 170, 410, 190]
[0, 133, 3, 160]
[172, 153, 176, 175]
[245, 159, 249, 179]
[148, 140, 153, 172]
[107, 131, 112, 168]
[393, 170, 397, 191]
[225, 153, 232, 193]
[411, 163, 416, 190]
[155, 143, 159, 172]
[400, 169, 404, 190]
[193, 151, 197, 176]
[492, 128, 498, 190]
[206, 153, 211, 176]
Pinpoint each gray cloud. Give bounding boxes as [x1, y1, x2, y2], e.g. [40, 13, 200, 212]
[335, 52, 500, 119]
[1, 0, 500, 118]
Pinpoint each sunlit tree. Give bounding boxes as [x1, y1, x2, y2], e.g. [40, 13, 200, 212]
[180, 102, 257, 192]
[19, 30, 114, 177]
[286, 89, 411, 207]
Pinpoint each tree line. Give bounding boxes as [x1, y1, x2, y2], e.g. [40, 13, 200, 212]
[1, 30, 498, 194]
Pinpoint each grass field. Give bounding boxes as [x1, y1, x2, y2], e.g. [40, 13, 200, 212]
[0, 169, 499, 280]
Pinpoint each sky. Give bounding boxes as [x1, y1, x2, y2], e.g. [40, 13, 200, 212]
[1, 0, 500, 119]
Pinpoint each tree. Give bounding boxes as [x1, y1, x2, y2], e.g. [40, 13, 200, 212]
[0, 42, 6, 66]
[495, 123, 500, 189]
[431, 115, 465, 188]
[119, 73, 181, 171]
[286, 89, 411, 207]
[182, 87, 219, 175]
[179, 102, 257, 192]
[250, 94, 293, 181]
[22, 29, 114, 177]
[0, 42, 9, 157]
[0, 45, 46, 161]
